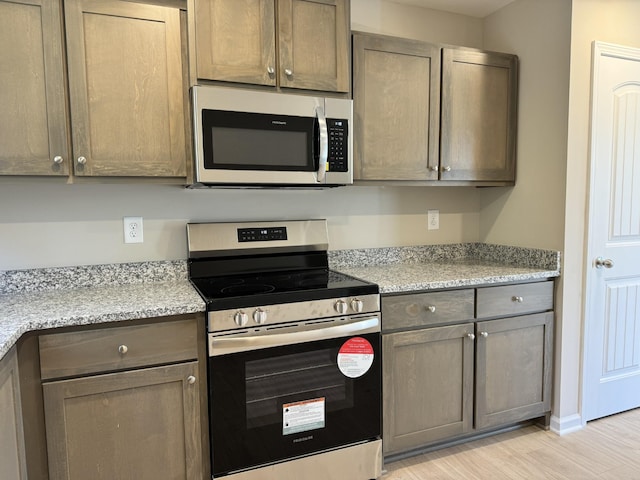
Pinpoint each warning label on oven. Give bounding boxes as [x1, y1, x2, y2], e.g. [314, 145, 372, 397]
[337, 337, 374, 378]
[283, 397, 325, 436]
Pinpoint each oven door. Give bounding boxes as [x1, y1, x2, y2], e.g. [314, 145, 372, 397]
[208, 316, 381, 477]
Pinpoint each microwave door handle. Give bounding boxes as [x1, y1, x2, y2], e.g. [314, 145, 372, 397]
[315, 106, 328, 182]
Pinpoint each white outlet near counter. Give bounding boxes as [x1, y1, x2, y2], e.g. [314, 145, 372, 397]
[123, 217, 144, 244]
[427, 210, 439, 230]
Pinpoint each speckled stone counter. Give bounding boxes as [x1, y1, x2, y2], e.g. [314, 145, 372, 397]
[329, 243, 560, 294]
[0, 261, 205, 360]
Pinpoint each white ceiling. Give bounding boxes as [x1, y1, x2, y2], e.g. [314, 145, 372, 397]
[388, 0, 516, 18]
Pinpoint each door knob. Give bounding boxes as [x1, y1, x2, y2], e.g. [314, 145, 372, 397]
[594, 257, 614, 269]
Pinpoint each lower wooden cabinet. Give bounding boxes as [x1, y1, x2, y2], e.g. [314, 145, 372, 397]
[475, 312, 553, 430]
[43, 362, 201, 480]
[0, 346, 28, 480]
[382, 281, 554, 456]
[39, 317, 204, 480]
[383, 323, 474, 454]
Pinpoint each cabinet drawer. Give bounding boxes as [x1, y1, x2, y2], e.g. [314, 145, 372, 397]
[476, 281, 554, 319]
[382, 289, 474, 330]
[39, 318, 198, 380]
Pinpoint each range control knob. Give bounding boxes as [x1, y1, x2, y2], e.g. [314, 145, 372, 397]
[253, 308, 268, 324]
[335, 300, 348, 315]
[233, 311, 248, 327]
[350, 298, 364, 313]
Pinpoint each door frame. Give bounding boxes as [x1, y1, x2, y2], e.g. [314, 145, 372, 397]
[581, 40, 640, 424]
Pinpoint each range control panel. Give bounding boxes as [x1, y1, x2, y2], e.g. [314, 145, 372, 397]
[237, 226, 288, 242]
[327, 118, 348, 172]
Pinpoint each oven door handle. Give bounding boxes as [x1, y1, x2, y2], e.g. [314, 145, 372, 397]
[209, 316, 379, 356]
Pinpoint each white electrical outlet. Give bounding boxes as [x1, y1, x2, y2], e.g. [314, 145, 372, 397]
[427, 210, 439, 230]
[123, 217, 144, 244]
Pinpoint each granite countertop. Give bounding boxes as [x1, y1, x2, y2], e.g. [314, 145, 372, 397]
[329, 243, 561, 294]
[0, 243, 561, 361]
[0, 261, 205, 360]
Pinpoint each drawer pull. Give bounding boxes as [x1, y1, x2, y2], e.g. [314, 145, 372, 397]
[187, 375, 196, 385]
[118, 345, 128, 355]
[479, 331, 488, 338]
[426, 305, 436, 313]
[512, 296, 524, 303]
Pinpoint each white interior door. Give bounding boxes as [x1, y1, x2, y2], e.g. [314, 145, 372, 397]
[584, 42, 640, 422]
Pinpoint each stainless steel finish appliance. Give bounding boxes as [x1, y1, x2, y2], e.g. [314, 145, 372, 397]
[187, 220, 382, 480]
[191, 86, 353, 188]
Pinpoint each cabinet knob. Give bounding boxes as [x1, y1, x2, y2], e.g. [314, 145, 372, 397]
[467, 333, 475, 340]
[426, 305, 436, 313]
[77, 156, 87, 165]
[429, 165, 438, 172]
[53, 155, 64, 165]
[284, 68, 293, 77]
[267, 66, 275, 76]
[442, 165, 451, 172]
[187, 375, 196, 385]
[512, 296, 524, 303]
[479, 331, 488, 338]
[118, 345, 128, 355]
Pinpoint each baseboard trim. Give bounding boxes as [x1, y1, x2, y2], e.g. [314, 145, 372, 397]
[550, 414, 584, 435]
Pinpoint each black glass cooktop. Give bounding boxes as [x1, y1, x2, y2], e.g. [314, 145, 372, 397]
[190, 268, 378, 310]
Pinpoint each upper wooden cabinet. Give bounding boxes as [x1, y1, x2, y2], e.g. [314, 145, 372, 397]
[0, 0, 188, 179]
[65, 0, 187, 177]
[440, 47, 518, 182]
[194, 0, 350, 92]
[352, 33, 440, 181]
[352, 33, 518, 185]
[0, 0, 69, 176]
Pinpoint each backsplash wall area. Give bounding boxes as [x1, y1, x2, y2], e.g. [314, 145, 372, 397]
[0, 183, 480, 270]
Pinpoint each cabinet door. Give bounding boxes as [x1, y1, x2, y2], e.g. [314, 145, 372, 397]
[194, 0, 276, 86]
[0, 347, 27, 480]
[383, 323, 474, 455]
[278, 0, 349, 92]
[65, 0, 186, 177]
[0, 0, 69, 176]
[43, 361, 202, 480]
[475, 312, 553, 430]
[353, 33, 440, 181]
[441, 47, 517, 182]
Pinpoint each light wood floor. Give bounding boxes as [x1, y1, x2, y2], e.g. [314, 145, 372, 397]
[383, 408, 640, 479]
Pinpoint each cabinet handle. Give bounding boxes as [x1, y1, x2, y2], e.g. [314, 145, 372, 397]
[426, 305, 436, 313]
[284, 68, 293, 77]
[429, 165, 438, 172]
[467, 333, 475, 340]
[77, 156, 87, 165]
[442, 165, 451, 172]
[53, 155, 64, 165]
[267, 66, 275, 76]
[512, 296, 524, 303]
[187, 375, 196, 385]
[118, 345, 128, 355]
[479, 331, 488, 338]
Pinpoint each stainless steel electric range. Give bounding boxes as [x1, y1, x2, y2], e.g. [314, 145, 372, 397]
[187, 220, 382, 480]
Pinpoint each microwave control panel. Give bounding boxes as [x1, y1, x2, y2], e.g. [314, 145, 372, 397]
[327, 119, 348, 172]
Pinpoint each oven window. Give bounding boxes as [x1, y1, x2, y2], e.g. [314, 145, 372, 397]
[209, 332, 381, 477]
[245, 349, 352, 429]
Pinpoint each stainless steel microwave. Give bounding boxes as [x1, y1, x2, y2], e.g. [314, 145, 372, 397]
[191, 85, 353, 188]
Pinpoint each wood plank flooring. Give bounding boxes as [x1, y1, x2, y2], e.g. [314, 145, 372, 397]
[383, 408, 640, 479]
